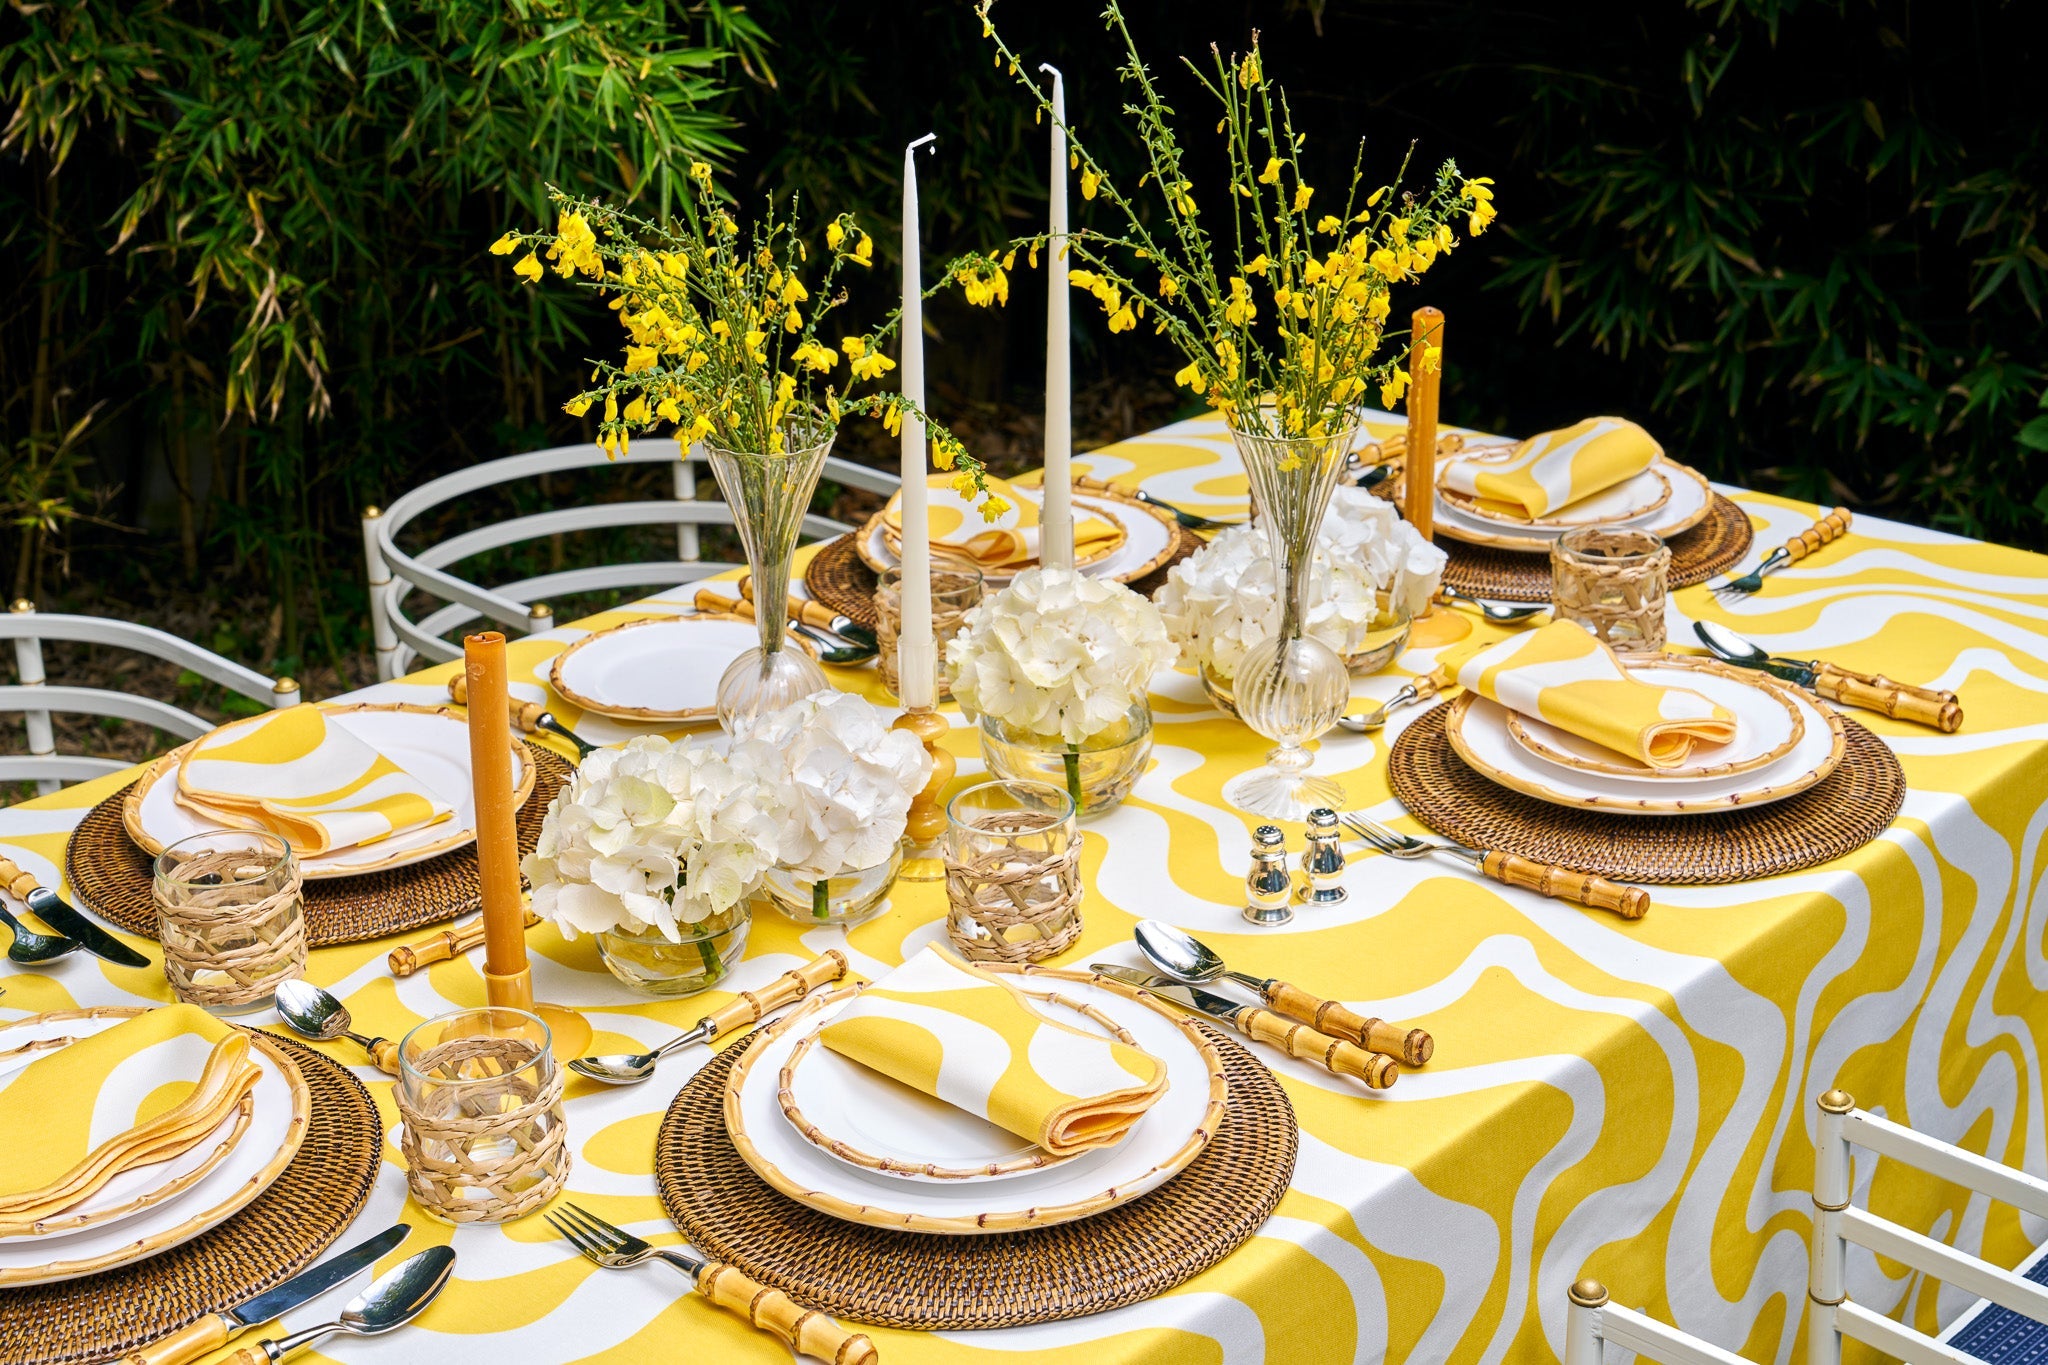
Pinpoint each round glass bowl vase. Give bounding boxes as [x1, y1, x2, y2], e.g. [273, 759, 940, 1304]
[593, 904, 749, 997]
[978, 699, 1152, 817]
[763, 842, 905, 927]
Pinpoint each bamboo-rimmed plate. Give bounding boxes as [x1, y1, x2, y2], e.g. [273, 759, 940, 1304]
[0, 1008, 310, 1286]
[1504, 657, 1807, 780]
[726, 966, 1227, 1234]
[122, 703, 535, 879]
[548, 612, 817, 723]
[774, 990, 1148, 1183]
[877, 499, 1128, 575]
[1444, 666, 1845, 815]
[1441, 464, 1674, 527]
[856, 486, 1179, 588]
[1433, 457, 1714, 551]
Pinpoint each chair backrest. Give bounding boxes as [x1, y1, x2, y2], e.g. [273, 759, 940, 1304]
[0, 601, 298, 795]
[363, 439, 900, 680]
[1564, 1280, 1754, 1365]
[1809, 1087, 2048, 1365]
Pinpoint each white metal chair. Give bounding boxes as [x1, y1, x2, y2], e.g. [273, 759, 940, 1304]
[1, 600, 299, 795]
[1565, 1280, 1753, 1364]
[1809, 1086, 2048, 1364]
[363, 440, 899, 680]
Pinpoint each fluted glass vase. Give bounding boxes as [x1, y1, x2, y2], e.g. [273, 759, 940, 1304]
[1221, 413, 1357, 820]
[706, 415, 834, 734]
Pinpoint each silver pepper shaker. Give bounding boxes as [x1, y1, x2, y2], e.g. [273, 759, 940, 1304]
[1242, 825, 1295, 926]
[1299, 808, 1348, 905]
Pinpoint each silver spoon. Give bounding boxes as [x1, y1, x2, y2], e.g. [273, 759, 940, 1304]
[0, 904, 79, 964]
[535, 711, 597, 758]
[569, 1015, 724, 1085]
[1334, 666, 1454, 733]
[1437, 587, 1547, 623]
[274, 978, 400, 1074]
[241, 1245, 455, 1363]
[1134, 920, 1283, 999]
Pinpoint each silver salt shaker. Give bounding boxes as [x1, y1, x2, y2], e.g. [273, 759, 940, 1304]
[1299, 808, 1348, 905]
[1242, 825, 1295, 926]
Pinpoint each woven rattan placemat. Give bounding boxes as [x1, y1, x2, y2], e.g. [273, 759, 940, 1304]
[66, 745, 573, 947]
[0, 1035, 382, 1365]
[1387, 703, 1905, 883]
[803, 523, 1204, 632]
[656, 1021, 1297, 1330]
[1436, 494, 1755, 604]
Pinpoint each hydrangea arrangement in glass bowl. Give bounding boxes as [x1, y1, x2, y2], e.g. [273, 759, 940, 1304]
[945, 567, 1175, 816]
[1159, 485, 1447, 716]
[752, 691, 932, 926]
[520, 734, 783, 996]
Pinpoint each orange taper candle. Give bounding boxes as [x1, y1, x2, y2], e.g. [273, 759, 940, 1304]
[1403, 306, 1444, 541]
[463, 631, 532, 1011]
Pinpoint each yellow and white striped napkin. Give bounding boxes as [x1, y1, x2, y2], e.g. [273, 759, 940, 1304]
[884, 473, 1125, 571]
[176, 704, 452, 855]
[1451, 620, 1736, 769]
[819, 946, 1166, 1156]
[1439, 417, 1661, 519]
[0, 1006, 259, 1217]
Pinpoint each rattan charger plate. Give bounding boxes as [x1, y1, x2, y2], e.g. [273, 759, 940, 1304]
[0, 1031, 382, 1365]
[1387, 702, 1905, 884]
[67, 745, 574, 947]
[657, 1016, 1298, 1330]
[803, 519, 1204, 632]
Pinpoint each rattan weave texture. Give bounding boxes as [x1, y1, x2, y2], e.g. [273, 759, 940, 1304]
[66, 746, 573, 947]
[656, 1019, 1297, 1330]
[1387, 703, 1904, 883]
[0, 1036, 382, 1365]
[802, 523, 1203, 632]
[1440, 495, 1753, 604]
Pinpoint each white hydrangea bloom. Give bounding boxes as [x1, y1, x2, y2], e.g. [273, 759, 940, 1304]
[1156, 485, 1447, 680]
[747, 690, 932, 879]
[522, 734, 790, 940]
[945, 567, 1175, 745]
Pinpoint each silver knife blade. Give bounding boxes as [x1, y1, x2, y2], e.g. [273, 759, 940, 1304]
[23, 887, 149, 967]
[221, 1223, 412, 1328]
[1090, 964, 1250, 1025]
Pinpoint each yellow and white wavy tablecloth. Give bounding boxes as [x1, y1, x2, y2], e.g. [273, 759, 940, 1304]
[5, 406, 2047, 1364]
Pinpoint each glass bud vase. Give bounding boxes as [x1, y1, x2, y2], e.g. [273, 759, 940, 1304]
[1221, 413, 1357, 821]
[706, 414, 834, 734]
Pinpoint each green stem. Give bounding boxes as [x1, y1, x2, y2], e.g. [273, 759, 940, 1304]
[1064, 745, 1084, 812]
[812, 877, 831, 920]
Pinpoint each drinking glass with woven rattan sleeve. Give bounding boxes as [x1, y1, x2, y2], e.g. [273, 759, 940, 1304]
[943, 779, 1081, 963]
[151, 830, 306, 1015]
[1549, 526, 1670, 652]
[876, 553, 983, 702]
[397, 1006, 569, 1223]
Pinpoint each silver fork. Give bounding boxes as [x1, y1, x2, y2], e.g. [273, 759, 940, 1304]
[545, 1202, 874, 1363]
[1340, 814, 1650, 919]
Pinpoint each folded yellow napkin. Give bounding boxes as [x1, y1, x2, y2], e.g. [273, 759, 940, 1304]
[176, 704, 452, 855]
[0, 1006, 258, 1219]
[819, 946, 1166, 1156]
[1451, 620, 1736, 769]
[1439, 417, 1661, 519]
[884, 473, 1124, 571]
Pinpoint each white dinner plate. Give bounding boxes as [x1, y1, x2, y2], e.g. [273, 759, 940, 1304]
[548, 613, 815, 723]
[1431, 457, 1714, 552]
[1445, 661, 1845, 815]
[856, 488, 1178, 589]
[0, 1009, 309, 1286]
[1441, 464, 1673, 527]
[726, 967, 1226, 1234]
[1504, 658, 1807, 780]
[123, 704, 535, 879]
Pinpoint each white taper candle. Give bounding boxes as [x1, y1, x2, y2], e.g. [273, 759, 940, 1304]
[1039, 65, 1075, 571]
[897, 133, 938, 709]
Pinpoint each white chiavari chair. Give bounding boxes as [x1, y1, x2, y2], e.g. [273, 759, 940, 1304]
[362, 440, 898, 680]
[1563, 1279, 1755, 1364]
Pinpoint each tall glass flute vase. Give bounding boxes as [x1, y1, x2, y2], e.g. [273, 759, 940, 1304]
[1221, 414, 1357, 821]
[707, 415, 834, 734]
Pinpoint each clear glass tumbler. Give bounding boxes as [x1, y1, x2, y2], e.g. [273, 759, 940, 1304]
[152, 830, 305, 1015]
[1550, 526, 1671, 653]
[942, 779, 1082, 963]
[397, 1006, 568, 1224]
[877, 554, 984, 702]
